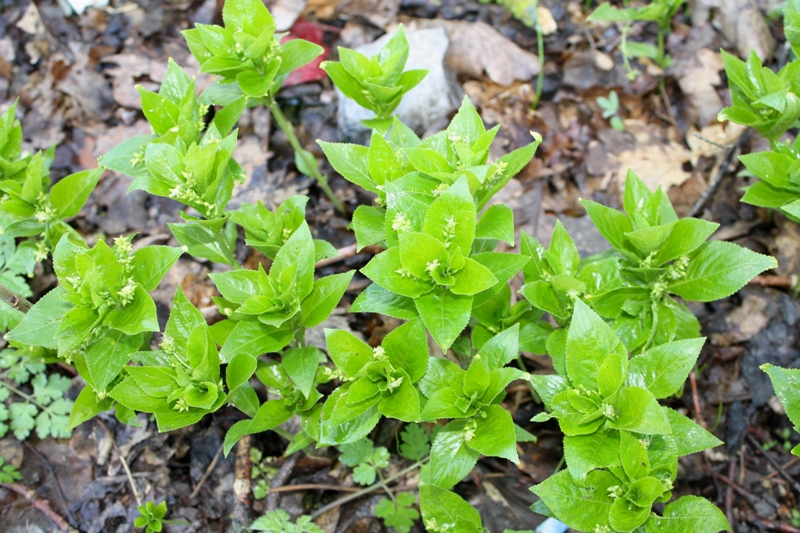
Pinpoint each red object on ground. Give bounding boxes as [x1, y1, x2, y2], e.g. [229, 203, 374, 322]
[281, 19, 329, 87]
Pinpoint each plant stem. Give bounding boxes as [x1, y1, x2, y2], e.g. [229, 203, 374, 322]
[309, 458, 427, 520]
[1, 378, 60, 419]
[375, 467, 396, 503]
[517, 353, 541, 404]
[0, 283, 32, 313]
[268, 102, 346, 214]
[531, 1, 545, 110]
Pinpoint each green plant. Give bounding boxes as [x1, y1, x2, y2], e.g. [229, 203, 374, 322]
[250, 509, 323, 533]
[588, 0, 686, 79]
[0, 0, 778, 531]
[598, 91, 625, 131]
[321, 26, 427, 131]
[0, 347, 72, 440]
[520, 170, 775, 356]
[134, 501, 168, 533]
[250, 448, 278, 499]
[0, 235, 36, 330]
[529, 301, 730, 532]
[718, 1, 800, 220]
[0, 455, 22, 483]
[336, 437, 420, 532]
[762, 364, 800, 457]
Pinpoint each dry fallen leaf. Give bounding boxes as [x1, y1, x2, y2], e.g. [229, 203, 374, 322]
[673, 48, 725, 127]
[410, 19, 540, 86]
[612, 120, 692, 192]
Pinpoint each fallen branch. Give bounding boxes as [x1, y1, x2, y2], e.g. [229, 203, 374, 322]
[687, 130, 750, 218]
[266, 483, 361, 495]
[2, 482, 77, 533]
[746, 433, 800, 495]
[0, 283, 32, 313]
[228, 435, 253, 533]
[189, 443, 223, 500]
[266, 453, 299, 511]
[315, 243, 383, 269]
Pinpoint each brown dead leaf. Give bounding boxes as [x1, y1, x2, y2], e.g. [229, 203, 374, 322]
[612, 120, 692, 192]
[267, 0, 307, 31]
[409, 19, 539, 86]
[686, 121, 747, 165]
[672, 48, 724, 127]
[717, 0, 775, 60]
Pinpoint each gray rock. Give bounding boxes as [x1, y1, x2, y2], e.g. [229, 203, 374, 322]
[336, 27, 462, 142]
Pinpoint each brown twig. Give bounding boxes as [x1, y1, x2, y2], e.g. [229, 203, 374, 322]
[0, 283, 32, 313]
[266, 483, 361, 495]
[96, 419, 142, 506]
[315, 243, 383, 269]
[23, 441, 77, 527]
[228, 435, 253, 533]
[746, 433, 800, 495]
[747, 517, 800, 533]
[189, 443, 223, 500]
[2, 482, 77, 532]
[748, 275, 792, 288]
[266, 453, 299, 511]
[687, 130, 750, 218]
[689, 371, 709, 429]
[725, 455, 735, 529]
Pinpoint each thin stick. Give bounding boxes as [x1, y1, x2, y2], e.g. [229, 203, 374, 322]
[228, 435, 253, 533]
[189, 443, 223, 500]
[725, 455, 735, 529]
[96, 420, 142, 506]
[23, 441, 77, 527]
[310, 458, 426, 520]
[689, 371, 709, 429]
[0, 283, 32, 313]
[315, 243, 383, 269]
[267, 453, 299, 511]
[266, 483, 361, 495]
[746, 433, 800, 495]
[688, 130, 750, 218]
[2, 482, 77, 532]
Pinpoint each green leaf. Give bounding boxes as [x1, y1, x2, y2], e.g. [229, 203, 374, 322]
[362, 248, 432, 299]
[352, 205, 386, 250]
[97, 134, 157, 179]
[224, 399, 294, 455]
[219, 321, 293, 362]
[105, 286, 159, 335]
[563, 428, 621, 481]
[278, 39, 324, 76]
[475, 204, 515, 246]
[6, 287, 70, 349]
[227, 353, 257, 391]
[68, 386, 113, 430]
[547, 221, 580, 275]
[375, 493, 419, 533]
[627, 338, 704, 398]
[399, 423, 431, 461]
[668, 241, 776, 302]
[645, 496, 731, 533]
[300, 270, 355, 328]
[531, 470, 616, 533]
[429, 419, 480, 489]
[423, 177, 476, 258]
[478, 324, 519, 371]
[50, 168, 103, 218]
[654, 218, 719, 265]
[419, 484, 483, 533]
[283, 347, 320, 399]
[85, 330, 142, 392]
[762, 364, 800, 456]
[610, 386, 671, 434]
[317, 141, 375, 192]
[350, 283, 418, 320]
[415, 287, 472, 350]
[466, 404, 519, 462]
[566, 300, 627, 391]
[210, 269, 261, 303]
[169, 221, 236, 265]
[131, 246, 183, 291]
[324, 328, 372, 377]
[382, 318, 428, 382]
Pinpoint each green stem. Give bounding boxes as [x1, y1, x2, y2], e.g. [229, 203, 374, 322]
[0, 283, 32, 313]
[517, 353, 541, 404]
[532, 2, 545, 110]
[1, 378, 59, 418]
[641, 300, 660, 354]
[268, 102, 346, 214]
[375, 467, 396, 504]
[309, 458, 427, 520]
